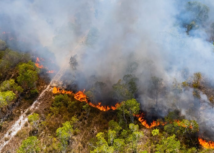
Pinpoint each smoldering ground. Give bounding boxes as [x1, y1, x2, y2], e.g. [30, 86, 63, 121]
[1, 0, 214, 140]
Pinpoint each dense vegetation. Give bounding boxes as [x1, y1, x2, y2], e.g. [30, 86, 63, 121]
[0, 39, 214, 152]
[1, 1, 214, 152]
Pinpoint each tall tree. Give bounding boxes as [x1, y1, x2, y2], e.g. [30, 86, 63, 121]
[150, 76, 162, 106]
[117, 99, 140, 124]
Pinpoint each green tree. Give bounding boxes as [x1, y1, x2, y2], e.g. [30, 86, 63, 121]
[108, 120, 122, 134]
[56, 117, 78, 153]
[85, 81, 107, 102]
[91, 132, 114, 153]
[108, 130, 117, 145]
[0, 91, 16, 108]
[17, 136, 41, 153]
[91, 122, 145, 153]
[83, 103, 91, 117]
[127, 123, 144, 153]
[123, 74, 138, 95]
[28, 113, 40, 130]
[17, 61, 39, 90]
[52, 94, 71, 108]
[113, 139, 125, 153]
[85, 90, 96, 102]
[152, 129, 159, 136]
[112, 80, 133, 101]
[117, 99, 140, 123]
[155, 134, 180, 153]
[0, 79, 23, 93]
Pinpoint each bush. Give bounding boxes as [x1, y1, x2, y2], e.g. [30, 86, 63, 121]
[17, 136, 40, 153]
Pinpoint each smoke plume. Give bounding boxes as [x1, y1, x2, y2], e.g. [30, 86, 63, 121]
[1, 0, 214, 140]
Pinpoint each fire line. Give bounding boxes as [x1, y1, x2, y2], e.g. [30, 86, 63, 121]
[52, 86, 214, 149]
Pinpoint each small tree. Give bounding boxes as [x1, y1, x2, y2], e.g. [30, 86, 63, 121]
[28, 113, 40, 130]
[108, 120, 122, 134]
[150, 76, 162, 106]
[108, 130, 116, 146]
[117, 99, 140, 124]
[155, 134, 180, 153]
[56, 117, 78, 153]
[126, 123, 144, 153]
[113, 139, 125, 153]
[0, 79, 23, 93]
[83, 103, 91, 117]
[123, 74, 138, 95]
[0, 91, 16, 110]
[52, 94, 71, 108]
[17, 61, 39, 90]
[91, 132, 114, 153]
[112, 80, 133, 102]
[17, 136, 41, 153]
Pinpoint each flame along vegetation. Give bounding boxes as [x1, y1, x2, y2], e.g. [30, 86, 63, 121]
[35, 57, 44, 69]
[198, 138, 214, 149]
[52, 86, 214, 149]
[35, 57, 55, 73]
[52, 87, 121, 111]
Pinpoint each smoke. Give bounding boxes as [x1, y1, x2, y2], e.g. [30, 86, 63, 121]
[1, 0, 214, 139]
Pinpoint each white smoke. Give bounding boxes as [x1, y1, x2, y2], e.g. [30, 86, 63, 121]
[1, 0, 214, 139]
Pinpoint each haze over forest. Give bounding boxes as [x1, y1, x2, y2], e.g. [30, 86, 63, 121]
[0, 0, 214, 152]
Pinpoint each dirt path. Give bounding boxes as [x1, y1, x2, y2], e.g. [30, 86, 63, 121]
[0, 34, 88, 152]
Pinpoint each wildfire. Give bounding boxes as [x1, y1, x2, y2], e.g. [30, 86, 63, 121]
[35, 63, 44, 69]
[52, 86, 214, 149]
[52, 87, 73, 95]
[135, 113, 164, 129]
[174, 120, 193, 129]
[73, 90, 121, 111]
[198, 138, 214, 149]
[74, 90, 88, 102]
[34, 57, 55, 74]
[35, 57, 44, 69]
[53, 87, 121, 112]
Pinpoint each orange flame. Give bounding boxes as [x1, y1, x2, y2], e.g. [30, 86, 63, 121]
[52, 87, 73, 95]
[198, 138, 214, 149]
[52, 86, 214, 149]
[35, 63, 44, 69]
[36, 57, 40, 63]
[135, 113, 164, 129]
[52, 87, 121, 112]
[174, 120, 193, 129]
[73, 90, 121, 111]
[135, 113, 195, 129]
[35, 57, 44, 69]
[74, 90, 88, 102]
